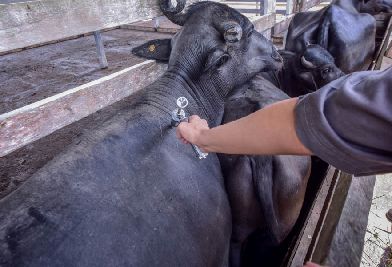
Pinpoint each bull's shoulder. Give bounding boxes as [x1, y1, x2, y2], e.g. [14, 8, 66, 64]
[323, 6, 376, 44]
[326, 5, 375, 25]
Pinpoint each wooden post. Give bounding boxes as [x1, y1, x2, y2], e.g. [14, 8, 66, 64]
[286, 0, 294, 15]
[153, 16, 166, 30]
[261, 0, 276, 15]
[94, 31, 108, 69]
[287, 167, 339, 267]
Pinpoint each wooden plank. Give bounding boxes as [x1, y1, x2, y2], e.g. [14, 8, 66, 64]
[224, 0, 263, 2]
[307, 172, 352, 262]
[387, 42, 392, 58]
[287, 167, 339, 267]
[0, 0, 161, 54]
[311, 175, 376, 266]
[0, 60, 166, 157]
[263, 0, 276, 14]
[272, 13, 294, 35]
[124, 13, 276, 35]
[252, 13, 276, 32]
[234, 8, 263, 14]
[122, 16, 181, 33]
[286, 0, 294, 15]
[300, 0, 322, 11]
[370, 17, 392, 70]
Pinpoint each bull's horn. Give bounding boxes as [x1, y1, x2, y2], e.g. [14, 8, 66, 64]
[159, 0, 187, 26]
[222, 22, 243, 43]
[301, 56, 316, 69]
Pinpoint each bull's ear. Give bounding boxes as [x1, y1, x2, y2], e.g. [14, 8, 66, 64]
[132, 39, 172, 62]
[204, 49, 230, 72]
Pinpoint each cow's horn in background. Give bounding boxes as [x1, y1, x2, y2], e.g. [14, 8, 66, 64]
[160, 0, 187, 26]
[301, 56, 316, 69]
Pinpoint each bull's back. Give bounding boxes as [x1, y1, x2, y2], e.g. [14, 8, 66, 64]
[325, 6, 376, 72]
[0, 109, 231, 267]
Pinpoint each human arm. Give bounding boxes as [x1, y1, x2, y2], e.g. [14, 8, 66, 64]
[177, 98, 311, 155]
[177, 67, 392, 176]
[294, 67, 392, 175]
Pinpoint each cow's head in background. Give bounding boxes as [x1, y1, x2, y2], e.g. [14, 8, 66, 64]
[133, 0, 283, 90]
[299, 44, 344, 88]
[279, 44, 344, 96]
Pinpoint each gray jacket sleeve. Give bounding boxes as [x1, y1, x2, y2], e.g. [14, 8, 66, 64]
[295, 66, 392, 176]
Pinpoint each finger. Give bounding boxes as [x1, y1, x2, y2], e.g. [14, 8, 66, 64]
[176, 122, 188, 137]
[176, 128, 181, 139]
[188, 115, 200, 122]
[200, 119, 208, 127]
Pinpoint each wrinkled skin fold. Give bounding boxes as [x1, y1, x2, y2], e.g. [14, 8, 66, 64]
[0, 1, 283, 266]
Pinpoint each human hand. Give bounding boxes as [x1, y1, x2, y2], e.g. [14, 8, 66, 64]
[176, 115, 209, 146]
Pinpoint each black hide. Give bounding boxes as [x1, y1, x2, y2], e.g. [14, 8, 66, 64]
[0, 1, 283, 266]
[285, 0, 383, 73]
[219, 75, 311, 267]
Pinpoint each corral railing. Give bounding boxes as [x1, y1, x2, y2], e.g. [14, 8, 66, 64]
[0, 0, 157, 55]
[0, 2, 388, 267]
[0, 0, 330, 157]
[221, 0, 275, 15]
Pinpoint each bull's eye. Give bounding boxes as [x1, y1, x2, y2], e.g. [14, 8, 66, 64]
[247, 30, 253, 38]
[322, 67, 331, 74]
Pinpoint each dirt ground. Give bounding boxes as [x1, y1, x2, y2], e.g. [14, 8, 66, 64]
[361, 174, 392, 267]
[0, 29, 172, 114]
[0, 29, 171, 199]
[360, 58, 392, 267]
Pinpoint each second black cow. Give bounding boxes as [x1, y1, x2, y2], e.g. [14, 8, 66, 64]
[285, 0, 392, 73]
[263, 44, 344, 97]
[219, 75, 311, 267]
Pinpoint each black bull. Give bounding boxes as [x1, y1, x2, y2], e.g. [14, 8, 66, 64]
[285, 0, 392, 73]
[219, 75, 311, 267]
[0, 1, 282, 266]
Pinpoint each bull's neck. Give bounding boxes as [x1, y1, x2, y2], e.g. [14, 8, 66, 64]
[143, 70, 230, 126]
[279, 58, 301, 97]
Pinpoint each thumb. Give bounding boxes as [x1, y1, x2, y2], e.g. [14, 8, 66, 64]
[176, 121, 195, 143]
